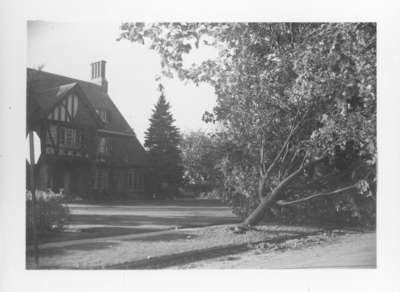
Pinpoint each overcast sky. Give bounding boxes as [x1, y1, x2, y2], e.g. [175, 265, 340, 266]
[27, 21, 217, 144]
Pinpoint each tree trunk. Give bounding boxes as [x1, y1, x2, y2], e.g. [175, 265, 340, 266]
[243, 189, 279, 227]
[258, 174, 268, 200]
[241, 162, 305, 227]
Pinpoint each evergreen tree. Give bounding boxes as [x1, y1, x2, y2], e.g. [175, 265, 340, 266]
[144, 84, 183, 198]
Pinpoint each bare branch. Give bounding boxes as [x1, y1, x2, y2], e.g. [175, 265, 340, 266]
[263, 126, 295, 178]
[257, 107, 311, 200]
[265, 106, 309, 174]
[281, 147, 300, 177]
[275, 184, 358, 206]
[259, 133, 266, 175]
[271, 154, 307, 196]
[280, 141, 290, 164]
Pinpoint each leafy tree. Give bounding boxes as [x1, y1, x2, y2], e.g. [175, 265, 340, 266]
[144, 84, 183, 198]
[121, 23, 376, 228]
[180, 131, 224, 191]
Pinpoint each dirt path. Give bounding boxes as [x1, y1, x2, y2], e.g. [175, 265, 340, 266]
[171, 232, 376, 269]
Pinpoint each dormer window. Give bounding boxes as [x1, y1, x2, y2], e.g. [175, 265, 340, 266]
[96, 109, 110, 123]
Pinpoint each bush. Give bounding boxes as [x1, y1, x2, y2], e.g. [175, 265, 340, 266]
[220, 149, 376, 228]
[270, 194, 376, 227]
[26, 190, 70, 242]
[224, 177, 376, 228]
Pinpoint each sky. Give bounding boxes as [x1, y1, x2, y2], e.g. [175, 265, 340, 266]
[27, 21, 218, 144]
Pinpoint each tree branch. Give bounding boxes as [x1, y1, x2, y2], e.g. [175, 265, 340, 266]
[275, 183, 358, 206]
[264, 107, 309, 175]
[281, 147, 300, 178]
[258, 130, 293, 200]
[259, 133, 266, 175]
[280, 142, 290, 165]
[272, 154, 307, 196]
[257, 107, 310, 200]
[263, 125, 296, 177]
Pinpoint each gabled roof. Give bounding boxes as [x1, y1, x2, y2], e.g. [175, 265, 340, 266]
[27, 68, 134, 134]
[29, 81, 104, 127]
[27, 68, 148, 167]
[28, 82, 75, 121]
[34, 82, 77, 110]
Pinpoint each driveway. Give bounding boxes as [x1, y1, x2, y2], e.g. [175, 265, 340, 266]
[39, 199, 240, 243]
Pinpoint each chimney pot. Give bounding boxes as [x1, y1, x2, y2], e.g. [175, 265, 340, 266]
[90, 60, 108, 93]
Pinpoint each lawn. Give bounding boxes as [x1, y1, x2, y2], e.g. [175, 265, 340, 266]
[37, 199, 240, 243]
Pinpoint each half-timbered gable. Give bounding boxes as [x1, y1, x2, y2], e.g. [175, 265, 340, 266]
[37, 84, 102, 161]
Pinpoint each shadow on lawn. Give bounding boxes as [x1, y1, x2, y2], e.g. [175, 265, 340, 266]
[36, 213, 239, 244]
[69, 199, 228, 207]
[70, 205, 233, 212]
[29, 232, 200, 258]
[69, 214, 240, 228]
[37, 227, 161, 244]
[121, 233, 199, 242]
[27, 241, 120, 258]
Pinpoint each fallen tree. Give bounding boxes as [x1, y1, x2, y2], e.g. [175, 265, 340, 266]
[119, 23, 376, 228]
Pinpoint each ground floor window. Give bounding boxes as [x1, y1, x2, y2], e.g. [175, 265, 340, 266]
[93, 168, 109, 191]
[114, 170, 125, 191]
[127, 170, 135, 189]
[127, 169, 143, 190]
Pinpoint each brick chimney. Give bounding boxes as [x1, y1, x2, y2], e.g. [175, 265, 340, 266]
[90, 60, 108, 93]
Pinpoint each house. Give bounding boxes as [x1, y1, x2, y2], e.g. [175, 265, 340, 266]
[27, 61, 148, 198]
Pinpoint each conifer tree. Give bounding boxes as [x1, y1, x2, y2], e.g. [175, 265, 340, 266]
[144, 84, 183, 198]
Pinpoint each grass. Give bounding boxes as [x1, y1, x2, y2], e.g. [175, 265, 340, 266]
[33, 199, 239, 244]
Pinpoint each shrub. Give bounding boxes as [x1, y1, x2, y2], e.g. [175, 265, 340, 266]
[224, 172, 376, 228]
[26, 190, 70, 242]
[269, 194, 376, 227]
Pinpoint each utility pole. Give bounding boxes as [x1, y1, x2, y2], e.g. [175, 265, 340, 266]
[28, 131, 39, 267]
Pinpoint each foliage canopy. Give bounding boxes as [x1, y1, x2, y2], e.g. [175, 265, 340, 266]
[120, 23, 376, 226]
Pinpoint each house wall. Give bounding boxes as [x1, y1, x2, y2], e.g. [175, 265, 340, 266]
[91, 164, 146, 198]
[73, 96, 98, 128]
[91, 132, 147, 198]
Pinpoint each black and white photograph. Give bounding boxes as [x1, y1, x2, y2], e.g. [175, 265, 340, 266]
[1, 1, 400, 291]
[25, 21, 377, 269]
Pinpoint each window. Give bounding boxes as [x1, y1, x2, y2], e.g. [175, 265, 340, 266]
[135, 173, 140, 189]
[96, 109, 110, 123]
[94, 168, 109, 190]
[59, 126, 81, 148]
[137, 173, 143, 189]
[115, 171, 124, 191]
[66, 128, 74, 146]
[59, 127, 66, 145]
[98, 137, 112, 154]
[127, 170, 135, 189]
[127, 170, 143, 190]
